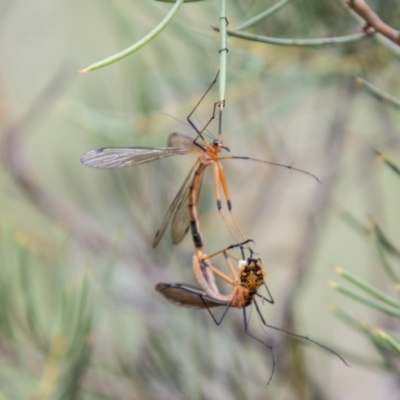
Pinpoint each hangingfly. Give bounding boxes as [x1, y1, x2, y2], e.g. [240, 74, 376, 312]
[81, 75, 319, 248]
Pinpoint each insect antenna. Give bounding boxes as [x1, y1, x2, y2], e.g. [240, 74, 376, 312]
[252, 299, 349, 366]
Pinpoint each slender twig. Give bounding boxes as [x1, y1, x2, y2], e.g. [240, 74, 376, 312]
[374, 329, 400, 356]
[369, 221, 400, 283]
[236, 0, 291, 31]
[333, 266, 400, 307]
[344, 0, 400, 46]
[329, 281, 400, 318]
[218, 0, 227, 105]
[355, 76, 400, 109]
[343, 2, 400, 57]
[78, 0, 185, 73]
[212, 25, 370, 47]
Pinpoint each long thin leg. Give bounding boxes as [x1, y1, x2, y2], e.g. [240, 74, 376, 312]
[202, 240, 255, 282]
[223, 251, 239, 282]
[218, 162, 249, 244]
[219, 155, 320, 183]
[213, 163, 241, 243]
[214, 162, 253, 250]
[202, 260, 236, 287]
[225, 240, 255, 259]
[206, 240, 253, 259]
[252, 299, 349, 366]
[191, 100, 222, 150]
[200, 295, 233, 325]
[187, 72, 224, 146]
[243, 307, 276, 388]
[201, 251, 238, 283]
[255, 282, 274, 304]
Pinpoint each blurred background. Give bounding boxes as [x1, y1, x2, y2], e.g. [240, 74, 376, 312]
[1, 0, 400, 398]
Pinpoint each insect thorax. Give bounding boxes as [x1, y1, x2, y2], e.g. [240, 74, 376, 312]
[238, 259, 265, 291]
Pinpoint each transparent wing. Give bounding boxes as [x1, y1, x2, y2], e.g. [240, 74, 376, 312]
[171, 164, 205, 245]
[81, 146, 196, 169]
[152, 160, 200, 248]
[155, 283, 228, 308]
[167, 132, 196, 148]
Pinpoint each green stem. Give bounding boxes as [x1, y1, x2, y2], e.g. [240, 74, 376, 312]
[218, 0, 227, 104]
[329, 281, 400, 317]
[333, 203, 367, 236]
[375, 329, 400, 356]
[212, 26, 370, 47]
[375, 220, 400, 259]
[330, 304, 372, 333]
[78, 0, 185, 73]
[370, 224, 400, 283]
[333, 266, 400, 307]
[236, 0, 290, 31]
[355, 77, 400, 109]
[376, 151, 400, 179]
[333, 204, 367, 237]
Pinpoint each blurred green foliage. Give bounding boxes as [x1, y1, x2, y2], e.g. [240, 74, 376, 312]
[1, 0, 400, 399]
[331, 154, 400, 383]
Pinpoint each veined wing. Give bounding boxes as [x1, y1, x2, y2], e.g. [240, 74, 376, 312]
[81, 146, 197, 169]
[152, 160, 200, 248]
[155, 283, 228, 308]
[167, 132, 196, 148]
[171, 163, 206, 245]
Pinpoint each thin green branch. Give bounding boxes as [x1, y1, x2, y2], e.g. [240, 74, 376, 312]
[369, 221, 400, 283]
[374, 223, 400, 259]
[329, 281, 400, 317]
[333, 266, 400, 307]
[211, 26, 370, 47]
[330, 304, 373, 334]
[330, 305, 400, 376]
[376, 151, 400, 178]
[333, 203, 400, 260]
[374, 329, 400, 356]
[355, 77, 400, 109]
[78, 0, 185, 73]
[218, 0, 227, 104]
[329, 305, 392, 368]
[236, 0, 290, 31]
[332, 202, 367, 235]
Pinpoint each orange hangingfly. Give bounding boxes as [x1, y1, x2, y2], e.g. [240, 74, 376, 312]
[81, 73, 320, 248]
[155, 241, 348, 387]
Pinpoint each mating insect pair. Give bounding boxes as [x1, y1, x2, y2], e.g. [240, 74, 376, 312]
[81, 74, 346, 385]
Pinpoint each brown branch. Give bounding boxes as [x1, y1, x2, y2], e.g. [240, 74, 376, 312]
[345, 0, 400, 45]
